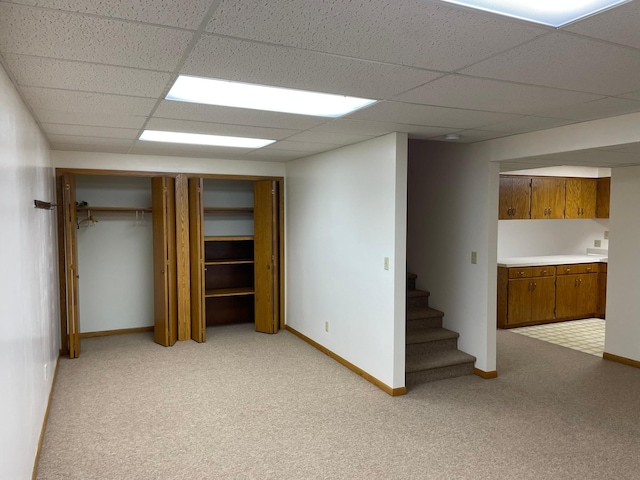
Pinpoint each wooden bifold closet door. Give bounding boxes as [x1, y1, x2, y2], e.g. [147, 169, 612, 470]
[254, 180, 280, 334]
[152, 177, 178, 347]
[61, 173, 80, 358]
[189, 178, 206, 343]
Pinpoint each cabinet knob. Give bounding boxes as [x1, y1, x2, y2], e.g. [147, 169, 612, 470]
[541, 270, 547, 275]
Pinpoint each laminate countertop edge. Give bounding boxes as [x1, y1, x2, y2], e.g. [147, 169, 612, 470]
[497, 254, 608, 268]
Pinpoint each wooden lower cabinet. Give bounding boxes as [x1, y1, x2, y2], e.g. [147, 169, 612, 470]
[498, 263, 605, 328]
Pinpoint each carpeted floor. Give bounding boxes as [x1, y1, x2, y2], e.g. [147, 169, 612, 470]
[37, 325, 640, 480]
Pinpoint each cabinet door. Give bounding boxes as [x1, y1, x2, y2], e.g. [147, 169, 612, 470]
[254, 180, 280, 334]
[499, 176, 530, 219]
[576, 273, 598, 317]
[598, 272, 607, 318]
[556, 275, 578, 319]
[507, 279, 532, 325]
[596, 177, 610, 219]
[62, 174, 80, 358]
[530, 276, 556, 322]
[531, 178, 565, 219]
[152, 177, 178, 347]
[189, 178, 206, 343]
[566, 178, 597, 218]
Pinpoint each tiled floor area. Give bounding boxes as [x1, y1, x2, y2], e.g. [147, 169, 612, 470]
[508, 318, 605, 357]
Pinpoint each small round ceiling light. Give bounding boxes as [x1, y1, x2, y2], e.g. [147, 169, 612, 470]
[445, 133, 461, 141]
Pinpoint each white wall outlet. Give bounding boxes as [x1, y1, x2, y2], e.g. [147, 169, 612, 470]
[604, 231, 609, 239]
[384, 257, 389, 270]
[325, 321, 329, 333]
[471, 251, 478, 264]
[44, 363, 49, 381]
[595, 239, 602, 247]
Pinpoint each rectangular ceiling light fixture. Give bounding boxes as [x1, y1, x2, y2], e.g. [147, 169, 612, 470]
[439, 0, 630, 27]
[166, 75, 376, 117]
[139, 130, 275, 148]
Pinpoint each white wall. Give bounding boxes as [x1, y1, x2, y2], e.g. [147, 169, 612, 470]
[76, 176, 154, 333]
[202, 179, 254, 237]
[604, 166, 640, 362]
[285, 133, 408, 389]
[0, 64, 60, 479]
[407, 140, 498, 373]
[498, 219, 609, 258]
[52, 151, 286, 177]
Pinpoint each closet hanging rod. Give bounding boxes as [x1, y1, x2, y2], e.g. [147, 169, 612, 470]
[76, 206, 152, 213]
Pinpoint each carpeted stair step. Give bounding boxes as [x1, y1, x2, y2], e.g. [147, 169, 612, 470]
[405, 349, 476, 385]
[406, 326, 459, 356]
[407, 289, 430, 309]
[407, 272, 417, 291]
[407, 307, 444, 327]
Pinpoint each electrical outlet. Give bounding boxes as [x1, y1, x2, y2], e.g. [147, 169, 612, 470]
[384, 257, 389, 270]
[595, 240, 602, 247]
[325, 321, 329, 333]
[604, 231, 609, 240]
[44, 363, 49, 381]
[471, 251, 477, 264]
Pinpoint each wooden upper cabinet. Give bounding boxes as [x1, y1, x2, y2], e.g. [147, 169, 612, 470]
[596, 177, 611, 218]
[499, 176, 531, 220]
[565, 178, 597, 219]
[531, 177, 565, 219]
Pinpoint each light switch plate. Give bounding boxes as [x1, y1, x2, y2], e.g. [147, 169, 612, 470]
[594, 240, 602, 247]
[471, 251, 477, 264]
[384, 257, 389, 270]
[604, 231, 609, 239]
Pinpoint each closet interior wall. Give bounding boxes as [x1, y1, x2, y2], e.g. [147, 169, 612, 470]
[75, 175, 154, 334]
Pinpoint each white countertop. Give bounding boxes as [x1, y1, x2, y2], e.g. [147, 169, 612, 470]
[497, 254, 608, 268]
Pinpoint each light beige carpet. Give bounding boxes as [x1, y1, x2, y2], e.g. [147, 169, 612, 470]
[37, 325, 640, 480]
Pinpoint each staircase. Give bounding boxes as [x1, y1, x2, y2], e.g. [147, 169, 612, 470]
[406, 273, 476, 386]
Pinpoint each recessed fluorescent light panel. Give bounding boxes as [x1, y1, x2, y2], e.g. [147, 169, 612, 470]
[139, 130, 275, 149]
[166, 75, 376, 117]
[439, 0, 630, 27]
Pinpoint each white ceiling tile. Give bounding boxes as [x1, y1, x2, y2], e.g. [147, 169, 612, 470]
[0, 3, 192, 70]
[536, 97, 640, 122]
[461, 32, 640, 96]
[347, 101, 522, 129]
[284, 131, 375, 145]
[181, 34, 443, 99]
[6, 0, 214, 29]
[304, 118, 453, 138]
[3, 54, 171, 97]
[47, 135, 135, 147]
[34, 111, 147, 129]
[42, 123, 140, 139]
[480, 116, 577, 134]
[238, 149, 312, 162]
[394, 75, 602, 115]
[21, 87, 156, 116]
[206, 0, 545, 71]
[145, 118, 297, 140]
[263, 141, 338, 153]
[429, 130, 511, 143]
[51, 143, 131, 154]
[130, 142, 253, 159]
[564, 1, 640, 50]
[154, 100, 327, 130]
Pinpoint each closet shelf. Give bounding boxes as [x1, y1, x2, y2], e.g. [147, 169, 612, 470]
[205, 259, 254, 266]
[204, 207, 253, 214]
[205, 287, 255, 298]
[76, 206, 152, 213]
[204, 236, 254, 242]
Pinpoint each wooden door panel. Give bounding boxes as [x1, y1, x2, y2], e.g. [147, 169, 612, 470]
[596, 177, 610, 219]
[189, 178, 205, 343]
[565, 178, 581, 219]
[498, 176, 512, 220]
[556, 275, 578, 319]
[531, 277, 555, 322]
[62, 174, 80, 358]
[507, 279, 532, 325]
[577, 274, 598, 317]
[152, 177, 177, 347]
[511, 177, 531, 219]
[581, 179, 597, 218]
[253, 180, 279, 334]
[530, 178, 547, 219]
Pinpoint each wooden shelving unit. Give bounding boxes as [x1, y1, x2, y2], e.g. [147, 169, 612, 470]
[204, 207, 253, 214]
[76, 206, 152, 213]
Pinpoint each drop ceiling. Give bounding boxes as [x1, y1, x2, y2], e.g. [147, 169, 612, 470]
[1, 0, 640, 164]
